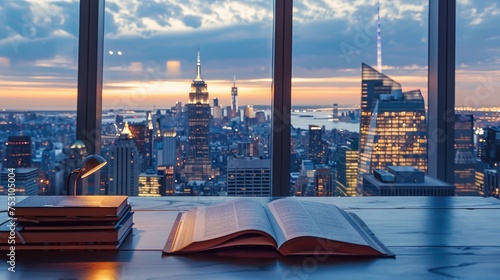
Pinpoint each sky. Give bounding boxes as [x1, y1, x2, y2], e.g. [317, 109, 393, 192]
[0, 0, 499, 110]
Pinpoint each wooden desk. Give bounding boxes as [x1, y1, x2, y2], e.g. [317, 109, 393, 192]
[2, 197, 500, 279]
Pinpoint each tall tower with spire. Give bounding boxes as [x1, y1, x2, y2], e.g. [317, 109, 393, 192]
[184, 50, 218, 182]
[231, 75, 238, 119]
[377, 0, 383, 72]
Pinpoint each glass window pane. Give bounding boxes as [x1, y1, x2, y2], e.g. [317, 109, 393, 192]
[456, 0, 500, 198]
[292, 0, 429, 196]
[102, 0, 273, 196]
[0, 0, 80, 195]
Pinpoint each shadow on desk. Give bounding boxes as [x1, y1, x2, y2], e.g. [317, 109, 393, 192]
[164, 246, 382, 268]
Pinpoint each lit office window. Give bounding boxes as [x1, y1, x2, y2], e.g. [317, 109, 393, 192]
[291, 0, 429, 196]
[0, 0, 80, 195]
[101, 0, 273, 196]
[456, 0, 500, 198]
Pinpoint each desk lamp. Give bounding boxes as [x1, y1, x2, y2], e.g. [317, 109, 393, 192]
[66, 154, 107, 195]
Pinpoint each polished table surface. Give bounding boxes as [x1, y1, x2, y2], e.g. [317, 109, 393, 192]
[1, 196, 500, 279]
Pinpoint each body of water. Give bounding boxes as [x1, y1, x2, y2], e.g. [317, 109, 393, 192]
[290, 111, 359, 132]
[102, 110, 360, 133]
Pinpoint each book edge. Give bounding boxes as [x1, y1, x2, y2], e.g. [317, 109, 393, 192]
[345, 212, 395, 257]
[162, 212, 183, 254]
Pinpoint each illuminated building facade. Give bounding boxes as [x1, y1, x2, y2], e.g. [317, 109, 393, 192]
[183, 51, 218, 181]
[308, 125, 323, 164]
[227, 157, 271, 196]
[476, 126, 500, 197]
[128, 123, 153, 172]
[244, 105, 254, 119]
[314, 165, 334, 196]
[4, 136, 32, 168]
[0, 168, 38, 195]
[358, 63, 427, 195]
[108, 122, 139, 196]
[158, 165, 175, 196]
[213, 98, 222, 119]
[336, 136, 359, 196]
[138, 171, 163, 197]
[454, 114, 478, 195]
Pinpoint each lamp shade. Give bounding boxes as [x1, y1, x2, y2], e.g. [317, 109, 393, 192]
[80, 154, 107, 178]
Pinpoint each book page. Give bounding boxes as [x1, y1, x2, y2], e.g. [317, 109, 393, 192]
[192, 198, 275, 242]
[267, 199, 368, 247]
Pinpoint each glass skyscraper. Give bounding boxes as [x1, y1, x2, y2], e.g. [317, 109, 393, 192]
[454, 114, 477, 195]
[358, 63, 427, 195]
[308, 124, 323, 164]
[336, 136, 359, 197]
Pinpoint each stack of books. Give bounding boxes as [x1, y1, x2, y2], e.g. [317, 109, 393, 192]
[1, 196, 133, 250]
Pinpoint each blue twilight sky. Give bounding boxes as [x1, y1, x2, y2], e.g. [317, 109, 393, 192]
[0, 0, 499, 110]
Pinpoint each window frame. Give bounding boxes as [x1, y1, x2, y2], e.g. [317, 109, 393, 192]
[76, 0, 456, 196]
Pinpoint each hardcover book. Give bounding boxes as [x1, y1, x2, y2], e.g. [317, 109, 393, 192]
[13, 196, 129, 218]
[163, 198, 393, 257]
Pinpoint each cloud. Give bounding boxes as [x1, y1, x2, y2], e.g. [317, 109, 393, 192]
[104, 9, 120, 37]
[457, 0, 500, 26]
[182, 15, 202, 28]
[136, 1, 182, 27]
[1, 0, 500, 107]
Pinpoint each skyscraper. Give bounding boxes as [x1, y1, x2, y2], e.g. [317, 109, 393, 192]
[314, 165, 334, 196]
[231, 76, 238, 119]
[171, 102, 182, 120]
[128, 123, 153, 172]
[454, 114, 477, 195]
[358, 63, 427, 195]
[108, 122, 139, 196]
[4, 136, 32, 168]
[160, 130, 176, 166]
[213, 97, 222, 119]
[308, 125, 323, 164]
[146, 111, 155, 169]
[183, 50, 218, 181]
[244, 105, 254, 119]
[482, 126, 500, 164]
[477, 126, 500, 197]
[336, 136, 359, 196]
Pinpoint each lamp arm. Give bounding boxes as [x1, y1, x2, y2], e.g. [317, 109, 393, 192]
[66, 171, 73, 195]
[66, 169, 80, 195]
[73, 169, 83, 196]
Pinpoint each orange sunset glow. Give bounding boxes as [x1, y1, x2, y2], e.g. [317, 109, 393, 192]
[3, 69, 499, 110]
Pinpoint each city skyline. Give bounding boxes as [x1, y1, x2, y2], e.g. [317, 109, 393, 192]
[0, 0, 499, 109]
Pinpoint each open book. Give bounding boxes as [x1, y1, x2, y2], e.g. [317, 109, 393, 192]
[163, 198, 393, 257]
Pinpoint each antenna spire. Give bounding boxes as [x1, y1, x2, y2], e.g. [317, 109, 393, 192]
[195, 48, 202, 80]
[233, 75, 236, 87]
[377, 0, 382, 73]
